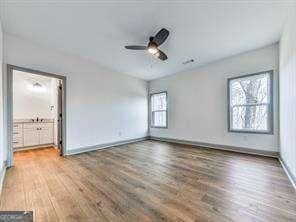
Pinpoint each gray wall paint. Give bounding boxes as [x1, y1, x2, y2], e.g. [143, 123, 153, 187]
[279, 8, 296, 182]
[4, 33, 148, 153]
[149, 44, 279, 152]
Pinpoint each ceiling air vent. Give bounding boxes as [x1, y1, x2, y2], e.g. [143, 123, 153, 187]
[182, 59, 194, 65]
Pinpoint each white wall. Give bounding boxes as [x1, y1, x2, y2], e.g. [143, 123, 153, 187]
[4, 34, 148, 152]
[13, 71, 57, 119]
[149, 44, 279, 152]
[279, 8, 296, 182]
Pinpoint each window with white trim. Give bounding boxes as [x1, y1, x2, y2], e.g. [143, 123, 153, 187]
[228, 71, 273, 134]
[150, 92, 167, 128]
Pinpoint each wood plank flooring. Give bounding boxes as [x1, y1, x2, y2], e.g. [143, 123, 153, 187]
[1, 140, 295, 222]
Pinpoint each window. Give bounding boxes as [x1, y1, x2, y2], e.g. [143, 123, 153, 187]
[150, 92, 167, 128]
[228, 71, 273, 134]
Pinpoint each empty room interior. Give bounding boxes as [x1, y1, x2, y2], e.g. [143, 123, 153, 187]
[0, 1, 295, 222]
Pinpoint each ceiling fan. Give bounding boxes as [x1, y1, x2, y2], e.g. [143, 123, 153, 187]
[125, 28, 169, 61]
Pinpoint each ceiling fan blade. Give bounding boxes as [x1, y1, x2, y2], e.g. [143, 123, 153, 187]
[153, 28, 169, 46]
[153, 49, 168, 61]
[125, 45, 147, 50]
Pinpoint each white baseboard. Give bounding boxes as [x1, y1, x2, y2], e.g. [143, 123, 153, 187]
[279, 158, 296, 190]
[149, 136, 279, 158]
[66, 137, 149, 155]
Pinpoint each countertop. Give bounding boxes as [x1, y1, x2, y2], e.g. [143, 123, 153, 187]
[14, 119, 54, 123]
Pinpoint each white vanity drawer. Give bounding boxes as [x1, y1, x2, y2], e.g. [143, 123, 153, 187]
[23, 123, 53, 130]
[13, 130, 23, 138]
[13, 123, 23, 130]
[23, 123, 39, 129]
[13, 137, 23, 148]
[39, 123, 54, 130]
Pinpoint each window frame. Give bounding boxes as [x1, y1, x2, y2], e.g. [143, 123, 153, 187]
[227, 70, 274, 134]
[150, 91, 168, 129]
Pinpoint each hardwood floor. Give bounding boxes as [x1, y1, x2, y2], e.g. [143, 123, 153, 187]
[1, 140, 295, 222]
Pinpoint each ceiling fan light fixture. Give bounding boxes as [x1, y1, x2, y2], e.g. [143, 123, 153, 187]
[125, 28, 169, 61]
[148, 46, 158, 55]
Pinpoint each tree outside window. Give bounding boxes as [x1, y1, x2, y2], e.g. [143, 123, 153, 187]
[228, 71, 273, 134]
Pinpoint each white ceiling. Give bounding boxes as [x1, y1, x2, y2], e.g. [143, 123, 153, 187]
[0, 1, 294, 80]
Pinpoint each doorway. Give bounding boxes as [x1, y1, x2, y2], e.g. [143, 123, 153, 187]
[6, 65, 66, 167]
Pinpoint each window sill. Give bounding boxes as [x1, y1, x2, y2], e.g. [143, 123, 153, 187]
[228, 129, 273, 135]
[150, 126, 168, 129]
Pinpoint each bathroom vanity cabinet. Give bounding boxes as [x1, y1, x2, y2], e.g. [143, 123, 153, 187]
[13, 120, 54, 149]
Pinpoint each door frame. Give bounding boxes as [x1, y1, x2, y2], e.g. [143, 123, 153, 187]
[6, 64, 67, 167]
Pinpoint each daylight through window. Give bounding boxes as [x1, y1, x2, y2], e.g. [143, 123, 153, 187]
[151, 92, 167, 128]
[228, 71, 273, 133]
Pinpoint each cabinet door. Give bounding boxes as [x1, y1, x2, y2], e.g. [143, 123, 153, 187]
[23, 129, 39, 146]
[39, 128, 53, 144]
